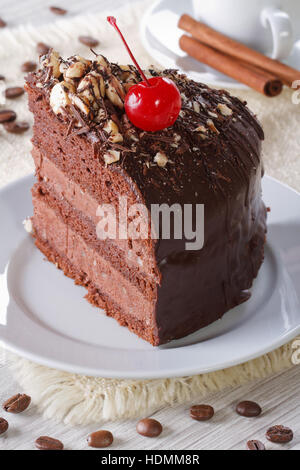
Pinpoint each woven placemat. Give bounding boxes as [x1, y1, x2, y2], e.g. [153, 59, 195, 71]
[7, 342, 300, 425]
[1, 0, 300, 425]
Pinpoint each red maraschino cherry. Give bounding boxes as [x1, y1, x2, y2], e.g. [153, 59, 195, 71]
[107, 16, 181, 132]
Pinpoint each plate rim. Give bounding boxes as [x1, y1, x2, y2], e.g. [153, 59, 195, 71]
[0, 174, 300, 379]
[1, 317, 300, 379]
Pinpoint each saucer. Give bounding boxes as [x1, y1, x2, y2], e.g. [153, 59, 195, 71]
[140, 0, 300, 89]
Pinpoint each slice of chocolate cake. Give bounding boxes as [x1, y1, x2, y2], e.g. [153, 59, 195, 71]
[25, 51, 267, 346]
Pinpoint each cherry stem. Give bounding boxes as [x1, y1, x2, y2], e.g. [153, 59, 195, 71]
[107, 16, 151, 87]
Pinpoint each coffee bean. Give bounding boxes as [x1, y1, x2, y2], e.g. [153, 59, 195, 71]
[2, 393, 31, 413]
[78, 35, 99, 48]
[0, 18, 6, 28]
[0, 110, 17, 123]
[49, 6, 67, 15]
[246, 440, 265, 450]
[236, 401, 262, 417]
[136, 418, 163, 438]
[190, 405, 214, 421]
[0, 417, 9, 435]
[21, 61, 37, 73]
[37, 42, 51, 56]
[4, 121, 30, 134]
[87, 430, 113, 448]
[35, 436, 64, 450]
[266, 425, 293, 444]
[5, 87, 24, 99]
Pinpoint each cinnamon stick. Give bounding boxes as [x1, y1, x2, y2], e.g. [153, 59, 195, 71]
[179, 35, 283, 97]
[178, 14, 300, 87]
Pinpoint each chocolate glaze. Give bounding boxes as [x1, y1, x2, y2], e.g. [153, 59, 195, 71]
[26, 53, 267, 346]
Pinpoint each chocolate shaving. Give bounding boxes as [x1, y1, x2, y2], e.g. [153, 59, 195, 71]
[110, 143, 135, 153]
[66, 118, 76, 136]
[74, 126, 90, 135]
[145, 134, 176, 144]
[69, 104, 88, 130]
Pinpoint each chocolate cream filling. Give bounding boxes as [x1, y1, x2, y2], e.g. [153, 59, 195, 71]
[32, 146, 157, 280]
[32, 195, 155, 326]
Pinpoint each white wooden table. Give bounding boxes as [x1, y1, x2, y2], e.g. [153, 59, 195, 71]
[1, 351, 300, 450]
[0, 0, 299, 451]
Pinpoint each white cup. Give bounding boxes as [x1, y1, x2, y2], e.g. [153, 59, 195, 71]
[192, 0, 297, 60]
[284, 1, 300, 38]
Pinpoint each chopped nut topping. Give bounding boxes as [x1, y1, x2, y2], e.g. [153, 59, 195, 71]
[65, 61, 88, 80]
[193, 101, 200, 113]
[69, 93, 90, 116]
[207, 119, 220, 134]
[104, 150, 120, 165]
[217, 103, 233, 116]
[59, 62, 68, 74]
[95, 108, 106, 122]
[103, 119, 123, 143]
[154, 151, 168, 167]
[50, 81, 74, 114]
[170, 133, 181, 148]
[194, 125, 206, 133]
[41, 50, 61, 79]
[119, 64, 138, 83]
[124, 81, 136, 92]
[222, 95, 231, 104]
[73, 55, 92, 67]
[96, 55, 110, 71]
[119, 64, 131, 73]
[106, 76, 125, 109]
[77, 72, 105, 109]
[127, 128, 139, 142]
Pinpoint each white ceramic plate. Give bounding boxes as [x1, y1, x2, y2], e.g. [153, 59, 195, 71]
[140, 0, 300, 90]
[0, 175, 300, 379]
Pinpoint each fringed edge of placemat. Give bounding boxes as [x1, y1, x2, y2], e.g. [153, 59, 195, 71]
[7, 337, 300, 426]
